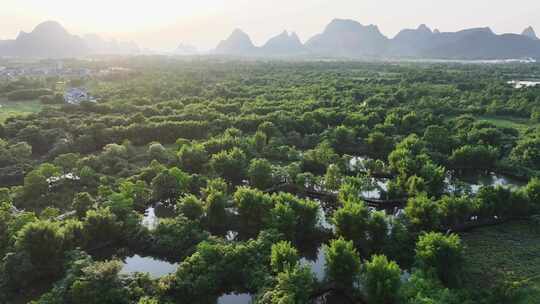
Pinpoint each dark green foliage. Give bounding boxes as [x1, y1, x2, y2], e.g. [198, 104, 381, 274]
[234, 187, 274, 236]
[270, 241, 299, 273]
[324, 238, 361, 290]
[210, 147, 247, 184]
[364, 255, 401, 304]
[150, 216, 209, 259]
[1, 60, 540, 303]
[176, 194, 204, 220]
[248, 158, 274, 190]
[7, 88, 53, 101]
[415, 232, 463, 287]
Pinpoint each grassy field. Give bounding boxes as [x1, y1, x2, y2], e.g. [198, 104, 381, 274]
[476, 115, 540, 134]
[461, 220, 540, 303]
[0, 98, 43, 122]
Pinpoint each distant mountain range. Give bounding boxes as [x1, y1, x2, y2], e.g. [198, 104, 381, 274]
[214, 19, 540, 60]
[1, 19, 540, 60]
[174, 43, 198, 55]
[0, 21, 140, 58]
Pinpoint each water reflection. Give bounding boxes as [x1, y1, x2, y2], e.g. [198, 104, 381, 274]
[217, 293, 253, 304]
[318, 207, 334, 231]
[313, 291, 353, 304]
[446, 172, 526, 195]
[508, 80, 540, 89]
[142, 207, 158, 230]
[300, 247, 326, 281]
[361, 178, 389, 200]
[142, 204, 176, 230]
[120, 255, 177, 278]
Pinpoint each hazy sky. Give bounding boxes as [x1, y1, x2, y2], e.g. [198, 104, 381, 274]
[0, 0, 538, 51]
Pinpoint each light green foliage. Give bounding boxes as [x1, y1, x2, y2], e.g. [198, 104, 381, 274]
[405, 193, 442, 231]
[270, 192, 319, 241]
[234, 187, 274, 235]
[364, 255, 401, 304]
[389, 135, 446, 196]
[72, 192, 95, 218]
[259, 264, 315, 304]
[324, 238, 361, 289]
[324, 164, 342, 191]
[148, 142, 170, 163]
[82, 207, 121, 248]
[151, 216, 208, 258]
[270, 241, 299, 273]
[210, 147, 247, 183]
[415, 232, 463, 287]
[248, 158, 274, 190]
[178, 143, 208, 173]
[151, 167, 190, 202]
[205, 190, 228, 233]
[332, 201, 369, 249]
[177, 194, 204, 220]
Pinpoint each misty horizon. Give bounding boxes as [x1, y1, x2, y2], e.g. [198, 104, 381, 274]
[1, 0, 539, 51]
[0, 19, 538, 53]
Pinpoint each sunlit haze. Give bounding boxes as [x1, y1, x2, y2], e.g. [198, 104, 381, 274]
[1, 0, 539, 51]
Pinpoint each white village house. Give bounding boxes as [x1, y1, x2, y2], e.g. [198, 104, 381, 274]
[64, 87, 96, 105]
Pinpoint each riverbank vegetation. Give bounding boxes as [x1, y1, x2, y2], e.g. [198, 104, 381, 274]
[0, 59, 539, 303]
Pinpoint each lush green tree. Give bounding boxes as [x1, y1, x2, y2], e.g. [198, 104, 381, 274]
[399, 270, 463, 304]
[405, 193, 442, 231]
[332, 202, 369, 250]
[259, 264, 315, 304]
[423, 125, 453, 154]
[258, 121, 280, 139]
[61, 219, 85, 250]
[438, 195, 475, 227]
[54, 153, 81, 174]
[177, 194, 204, 220]
[367, 211, 389, 255]
[178, 143, 208, 173]
[104, 191, 134, 220]
[415, 232, 463, 287]
[450, 145, 499, 170]
[327, 125, 357, 154]
[270, 241, 299, 273]
[324, 238, 361, 289]
[252, 131, 267, 153]
[210, 147, 247, 184]
[510, 138, 540, 170]
[301, 142, 339, 175]
[151, 167, 190, 203]
[389, 135, 446, 196]
[151, 216, 208, 259]
[72, 192, 96, 218]
[148, 142, 171, 163]
[526, 178, 540, 211]
[3, 220, 65, 289]
[38, 254, 129, 304]
[324, 164, 342, 191]
[367, 131, 393, 159]
[234, 187, 273, 236]
[82, 207, 121, 248]
[16, 169, 49, 210]
[363, 254, 401, 304]
[119, 180, 152, 210]
[205, 190, 228, 233]
[270, 192, 320, 241]
[248, 158, 274, 190]
[269, 202, 297, 241]
[475, 186, 513, 218]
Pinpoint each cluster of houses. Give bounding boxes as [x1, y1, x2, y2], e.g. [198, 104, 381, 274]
[0, 64, 92, 81]
[64, 87, 96, 105]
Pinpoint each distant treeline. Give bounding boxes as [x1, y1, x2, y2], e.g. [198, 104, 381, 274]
[7, 88, 53, 101]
